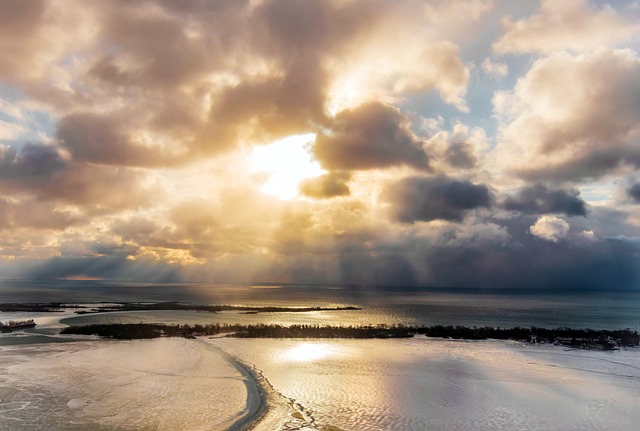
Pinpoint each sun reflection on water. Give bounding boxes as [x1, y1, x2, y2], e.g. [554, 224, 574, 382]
[282, 343, 336, 362]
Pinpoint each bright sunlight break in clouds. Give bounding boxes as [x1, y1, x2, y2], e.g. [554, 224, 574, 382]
[2, 0, 640, 290]
[250, 133, 322, 200]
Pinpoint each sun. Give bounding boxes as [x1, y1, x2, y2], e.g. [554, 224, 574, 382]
[249, 133, 324, 200]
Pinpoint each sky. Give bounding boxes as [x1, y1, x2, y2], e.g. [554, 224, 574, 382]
[2, 0, 640, 290]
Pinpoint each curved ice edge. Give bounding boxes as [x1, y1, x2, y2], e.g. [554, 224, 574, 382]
[197, 339, 268, 430]
[199, 338, 327, 431]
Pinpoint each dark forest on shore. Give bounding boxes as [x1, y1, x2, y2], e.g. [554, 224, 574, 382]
[61, 323, 640, 349]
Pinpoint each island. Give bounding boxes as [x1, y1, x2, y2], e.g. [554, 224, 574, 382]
[72, 302, 361, 314]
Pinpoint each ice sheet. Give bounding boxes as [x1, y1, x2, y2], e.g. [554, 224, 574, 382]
[3, 335, 639, 431]
[211, 337, 640, 431]
[0, 338, 249, 431]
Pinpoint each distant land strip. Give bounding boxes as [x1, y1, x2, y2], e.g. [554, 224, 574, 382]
[60, 323, 640, 349]
[0, 303, 68, 312]
[0, 302, 360, 314]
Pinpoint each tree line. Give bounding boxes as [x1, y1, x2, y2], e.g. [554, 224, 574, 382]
[60, 323, 640, 347]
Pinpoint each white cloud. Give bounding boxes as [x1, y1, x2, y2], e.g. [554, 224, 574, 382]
[0, 120, 24, 140]
[481, 58, 508, 78]
[491, 49, 640, 181]
[529, 215, 569, 242]
[494, 0, 638, 54]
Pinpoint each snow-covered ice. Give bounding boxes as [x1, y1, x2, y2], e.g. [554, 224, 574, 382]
[2, 333, 639, 431]
[0, 338, 249, 431]
[210, 337, 640, 431]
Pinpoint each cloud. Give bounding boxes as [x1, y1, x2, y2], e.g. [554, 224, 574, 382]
[529, 215, 569, 242]
[3, 0, 640, 292]
[385, 175, 492, 223]
[314, 102, 429, 171]
[443, 142, 477, 169]
[502, 184, 587, 217]
[56, 112, 190, 167]
[481, 58, 508, 78]
[493, 0, 638, 55]
[0, 143, 65, 180]
[0, 197, 79, 230]
[390, 41, 470, 111]
[492, 49, 640, 181]
[300, 172, 351, 199]
[422, 122, 489, 173]
[628, 183, 640, 203]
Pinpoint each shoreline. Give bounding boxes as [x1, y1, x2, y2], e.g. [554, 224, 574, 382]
[201, 338, 327, 431]
[60, 322, 640, 350]
[198, 339, 269, 431]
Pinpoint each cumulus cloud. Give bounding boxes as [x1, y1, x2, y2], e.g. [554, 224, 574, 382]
[385, 175, 492, 223]
[492, 49, 640, 180]
[390, 41, 470, 111]
[529, 215, 570, 242]
[493, 0, 638, 54]
[314, 102, 430, 171]
[502, 184, 587, 217]
[0, 143, 65, 180]
[425, 122, 488, 171]
[56, 112, 189, 167]
[481, 58, 508, 78]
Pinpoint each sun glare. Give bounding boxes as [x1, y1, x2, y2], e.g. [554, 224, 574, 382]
[282, 343, 335, 362]
[250, 133, 324, 200]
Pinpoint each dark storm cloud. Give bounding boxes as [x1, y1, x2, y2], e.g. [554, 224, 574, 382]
[502, 184, 587, 217]
[0, 143, 65, 179]
[327, 211, 640, 291]
[299, 172, 351, 199]
[518, 148, 640, 182]
[27, 254, 183, 282]
[385, 175, 492, 223]
[314, 102, 430, 171]
[627, 183, 640, 203]
[422, 236, 640, 290]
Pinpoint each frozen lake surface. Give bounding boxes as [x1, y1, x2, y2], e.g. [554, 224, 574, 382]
[0, 338, 251, 431]
[212, 337, 640, 431]
[2, 334, 638, 430]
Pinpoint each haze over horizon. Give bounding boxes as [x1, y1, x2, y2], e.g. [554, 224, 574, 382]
[2, 0, 640, 290]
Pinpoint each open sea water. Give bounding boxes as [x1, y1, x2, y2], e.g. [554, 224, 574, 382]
[1, 279, 639, 330]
